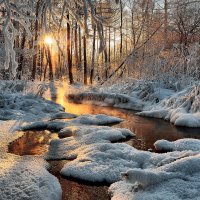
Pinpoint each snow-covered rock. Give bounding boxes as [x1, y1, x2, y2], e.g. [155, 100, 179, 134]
[155, 139, 200, 152]
[49, 112, 77, 120]
[71, 114, 123, 125]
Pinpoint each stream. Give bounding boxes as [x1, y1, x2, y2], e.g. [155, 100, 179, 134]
[8, 90, 200, 200]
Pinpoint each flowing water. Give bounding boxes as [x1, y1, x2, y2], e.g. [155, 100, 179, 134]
[57, 99, 200, 151]
[9, 87, 200, 200]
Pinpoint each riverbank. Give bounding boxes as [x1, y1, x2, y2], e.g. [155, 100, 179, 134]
[66, 80, 200, 128]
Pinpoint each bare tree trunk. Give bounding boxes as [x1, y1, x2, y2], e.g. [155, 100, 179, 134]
[46, 46, 53, 80]
[17, 29, 26, 80]
[32, 0, 40, 80]
[120, 0, 123, 56]
[90, 25, 96, 85]
[78, 26, 82, 81]
[74, 22, 78, 80]
[67, 12, 73, 84]
[164, 0, 168, 46]
[108, 26, 111, 64]
[126, 18, 128, 55]
[114, 28, 116, 66]
[83, 35, 87, 85]
[40, 46, 44, 81]
[104, 27, 108, 80]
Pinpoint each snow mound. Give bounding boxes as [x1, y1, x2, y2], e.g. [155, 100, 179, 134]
[109, 153, 200, 200]
[20, 114, 123, 131]
[46, 126, 135, 160]
[0, 154, 61, 200]
[58, 125, 134, 139]
[58, 141, 194, 183]
[71, 114, 123, 125]
[49, 112, 77, 120]
[155, 139, 200, 152]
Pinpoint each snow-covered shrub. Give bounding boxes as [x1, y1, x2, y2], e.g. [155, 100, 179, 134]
[139, 83, 200, 127]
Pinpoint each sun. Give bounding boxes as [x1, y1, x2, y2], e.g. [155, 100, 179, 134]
[44, 35, 54, 46]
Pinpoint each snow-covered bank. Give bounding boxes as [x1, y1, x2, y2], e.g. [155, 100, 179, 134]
[66, 81, 171, 111]
[0, 92, 65, 121]
[0, 121, 62, 200]
[109, 155, 200, 200]
[138, 84, 200, 127]
[0, 84, 72, 200]
[68, 92, 145, 110]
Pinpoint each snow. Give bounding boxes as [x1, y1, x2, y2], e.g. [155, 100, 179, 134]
[0, 120, 61, 200]
[109, 154, 200, 200]
[155, 139, 200, 152]
[138, 84, 200, 127]
[46, 125, 135, 160]
[0, 87, 69, 200]
[0, 155, 62, 200]
[0, 92, 65, 122]
[2, 80, 200, 200]
[20, 114, 123, 131]
[60, 143, 195, 183]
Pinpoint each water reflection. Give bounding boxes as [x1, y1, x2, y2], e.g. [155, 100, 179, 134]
[50, 88, 200, 151]
[9, 130, 56, 155]
[49, 160, 110, 200]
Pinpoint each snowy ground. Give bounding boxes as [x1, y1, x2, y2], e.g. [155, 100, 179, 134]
[0, 85, 66, 200]
[0, 121, 61, 200]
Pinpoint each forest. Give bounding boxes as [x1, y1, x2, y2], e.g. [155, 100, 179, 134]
[0, 1, 200, 200]
[0, 0, 199, 85]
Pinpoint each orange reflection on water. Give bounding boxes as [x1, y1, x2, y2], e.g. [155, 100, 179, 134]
[47, 84, 126, 116]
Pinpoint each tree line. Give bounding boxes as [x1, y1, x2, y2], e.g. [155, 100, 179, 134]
[0, 0, 200, 85]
